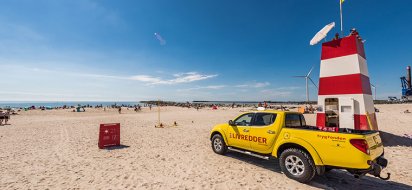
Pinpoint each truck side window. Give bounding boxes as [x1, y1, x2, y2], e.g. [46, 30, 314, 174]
[234, 113, 254, 126]
[253, 113, 277, 126]
[285, 114, 305, 128]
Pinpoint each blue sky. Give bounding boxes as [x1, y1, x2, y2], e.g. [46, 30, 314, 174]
[0, 0, 411, 102]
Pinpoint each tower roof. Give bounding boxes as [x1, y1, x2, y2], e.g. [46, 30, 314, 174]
[321, 35, 366, 60]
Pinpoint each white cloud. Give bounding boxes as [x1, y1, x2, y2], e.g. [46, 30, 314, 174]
[178, 85, 226, 91]
[3, 64, 216, 85]
[235, 82, 270, 88]
[129, 75, 162, 83]
[130, 72, 217, 85]
[205, 85, 226, 89]
[254, 82, 271, 88]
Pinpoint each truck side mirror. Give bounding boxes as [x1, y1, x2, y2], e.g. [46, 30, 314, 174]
[228, 120, 236, 126]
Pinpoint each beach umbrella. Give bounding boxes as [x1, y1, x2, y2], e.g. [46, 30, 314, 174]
[310, 22, 335, 45]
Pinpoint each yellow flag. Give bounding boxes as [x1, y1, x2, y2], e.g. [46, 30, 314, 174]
[340, 0, 344, 4]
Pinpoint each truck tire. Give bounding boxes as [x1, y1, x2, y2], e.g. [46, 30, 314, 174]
[279, 148, 316, 183]
[211, 134, 227, 155]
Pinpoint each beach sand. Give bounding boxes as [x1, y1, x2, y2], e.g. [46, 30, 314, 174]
[0, 104, 411, 189]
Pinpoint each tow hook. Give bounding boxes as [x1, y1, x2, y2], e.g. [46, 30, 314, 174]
[372, 156, 390, 180]
[370, 162, 391, 180]
[378, 173, 391, 180]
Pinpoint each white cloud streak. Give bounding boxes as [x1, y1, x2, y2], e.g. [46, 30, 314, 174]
[3, 65, 217, 85]
[129, 72, 217, 85]
[178, 85, 226, 91]
[235, 82, 270, 88]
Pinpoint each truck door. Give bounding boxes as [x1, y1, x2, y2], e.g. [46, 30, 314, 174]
[249, 113, 278, 153]
[226, 113, 253, 149]
[339, 97, 355, 129]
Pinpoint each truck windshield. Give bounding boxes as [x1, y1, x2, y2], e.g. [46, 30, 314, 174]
[234, 113, 254, 126]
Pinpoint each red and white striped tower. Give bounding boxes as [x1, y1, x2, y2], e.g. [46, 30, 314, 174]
[316, 34, 378, 131]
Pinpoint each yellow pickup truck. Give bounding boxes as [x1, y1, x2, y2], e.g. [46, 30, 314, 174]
[210, 110, 389, 183]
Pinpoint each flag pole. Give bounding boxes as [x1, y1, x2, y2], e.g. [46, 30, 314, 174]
[340, 0, 343, 35]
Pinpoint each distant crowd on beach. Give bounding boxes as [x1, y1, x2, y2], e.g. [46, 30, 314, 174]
[3, 103, 144, 111]
[140, 101, 302, 111]
[0, 101, 336, 118]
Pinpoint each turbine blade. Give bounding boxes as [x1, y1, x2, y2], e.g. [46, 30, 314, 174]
[309, 77, 318, 89]
[307, 66, 314, 77]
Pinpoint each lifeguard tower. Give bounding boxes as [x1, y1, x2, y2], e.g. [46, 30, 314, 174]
[315, 32, 378, 131]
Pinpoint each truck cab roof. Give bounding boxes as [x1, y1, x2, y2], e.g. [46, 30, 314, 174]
[245, 110, 302, 115]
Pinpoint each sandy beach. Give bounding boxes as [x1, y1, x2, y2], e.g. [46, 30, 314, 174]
[0, 104, 411, 189]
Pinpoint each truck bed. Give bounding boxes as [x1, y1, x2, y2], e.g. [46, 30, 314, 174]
[299, 125, 377, 135]
[279, 126, 383, 169]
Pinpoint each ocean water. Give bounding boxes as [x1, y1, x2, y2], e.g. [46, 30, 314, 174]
[0, 101, 142, 109]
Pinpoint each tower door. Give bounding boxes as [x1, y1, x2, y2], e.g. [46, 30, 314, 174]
[339, 97, 355, 129]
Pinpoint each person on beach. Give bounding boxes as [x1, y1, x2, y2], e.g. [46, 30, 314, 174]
[4, 110, 9, 125]
[309, 104, 314, 113]
[118, 107, 122, 114]
[0, 110, 9, 125]
[0, 111, 4, 125]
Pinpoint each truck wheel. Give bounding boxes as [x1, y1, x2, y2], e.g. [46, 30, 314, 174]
[211, 134, 227, 155]
[279, 148, 316, 183]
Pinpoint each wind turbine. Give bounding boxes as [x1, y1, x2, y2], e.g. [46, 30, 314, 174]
[293, 66, 318, 102]
[371, 83, 376, 100]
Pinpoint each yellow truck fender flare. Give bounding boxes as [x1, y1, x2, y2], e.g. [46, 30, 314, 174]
[273, 137, 324, 166]
[210, 128, 229, 144]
